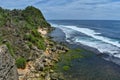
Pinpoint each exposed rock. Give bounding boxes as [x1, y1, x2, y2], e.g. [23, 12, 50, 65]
[56, 45, 63, 50]
[35, 61, 44, 71]
[0, 45, 18, 80]
[2, 39, 7, 43]
[51, 47, 57, 52]
[23, 44, 30, 50]
[45, 73, 51, 80]
[50, 69, 54, 73]
[50, 73, 59, 80]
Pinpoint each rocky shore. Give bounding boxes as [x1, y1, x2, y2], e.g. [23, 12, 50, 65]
[18, 30, 69, 80]
[0, 30, 69, 80]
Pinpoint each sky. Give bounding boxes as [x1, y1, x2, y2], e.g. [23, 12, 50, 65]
[0, 0, 120, 20]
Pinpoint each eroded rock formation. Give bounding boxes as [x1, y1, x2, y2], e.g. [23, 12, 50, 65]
[0, 45, 18, 80]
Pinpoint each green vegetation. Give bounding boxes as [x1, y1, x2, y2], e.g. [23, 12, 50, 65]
[16, 57, 26, 69]
[0, 6, 50, 62]
[22, 6, 50, 27]
[63, 65, 70, 71]
[24, 29, 46, 50]
[0, 7, 8, 27]
[6, 42, 15, 57]
[53, 49, 84, 72]
[61, 49, 84, 63]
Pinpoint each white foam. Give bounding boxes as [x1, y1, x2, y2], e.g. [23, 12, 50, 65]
[51, 24, 120, 58]
[53, 24, 120, 48]
[114, 54, 120, 58]
[75, 37, 120, 54]
[66, 26, 120, 47]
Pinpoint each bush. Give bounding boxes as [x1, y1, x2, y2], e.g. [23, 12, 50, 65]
[31, 29, 42, 38]
[37, 39, 46, 50]
[16, 57, 26, 69]
[24, 34, 37, 43]
[24, 31, 46, 50]
[22, 6, 50, 27]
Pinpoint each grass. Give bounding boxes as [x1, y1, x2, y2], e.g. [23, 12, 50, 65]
[24, 29, 46, 50]
[6, 42, 15, 57]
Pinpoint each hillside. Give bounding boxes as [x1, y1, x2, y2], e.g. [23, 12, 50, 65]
[0, 6, 50, 59]
[0, 6, 68, 80]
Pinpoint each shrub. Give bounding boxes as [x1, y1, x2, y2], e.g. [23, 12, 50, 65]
[37, 39, 46, 50]
[22, 6, 50, 27]
[16, 57, 26, 69]
[24, 34, 36, 43]
[24, 31, 46, 50]
[31, 29, 42, 38]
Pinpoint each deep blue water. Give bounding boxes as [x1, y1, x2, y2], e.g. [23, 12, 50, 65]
[48, 20, 120, 80]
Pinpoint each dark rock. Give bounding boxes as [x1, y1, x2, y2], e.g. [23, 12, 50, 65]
[50, 73, 59, 80]
[2, 39, 7, 43]
[51, 47, 56, 52]
[0, 45, 18, 80]
[35, 62, 44, 71]
[56, 45, 63, 50]
[49, 42, 54, 46]
[42, 58, 49, 63]
[32, 46, 38, 50]
[53, 57, 59, 62]
[58, 73, 65, 80]
[64, 47, 69, 52]
[23, 44, 30, 50]
[45, 73, 51, 80]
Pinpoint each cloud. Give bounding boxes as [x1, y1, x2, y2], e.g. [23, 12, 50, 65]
[0, 0, 120, 20]
[0, 0, 42, 9]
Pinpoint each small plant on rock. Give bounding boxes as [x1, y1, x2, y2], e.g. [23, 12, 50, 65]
[16, 57, 26, 69]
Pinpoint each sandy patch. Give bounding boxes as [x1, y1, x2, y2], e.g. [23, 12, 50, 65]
[38, 28, 47, 35]
[18, 61, 34, 80]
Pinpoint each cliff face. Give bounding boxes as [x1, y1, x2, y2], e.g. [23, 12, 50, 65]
[0, 6, 50, 60]
[0, 45, 18, 80]
[0, 6, 68, 80]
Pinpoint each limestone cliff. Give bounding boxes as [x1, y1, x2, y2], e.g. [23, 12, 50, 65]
[0, 6, 68, 80]
[0, 45, 18, 80]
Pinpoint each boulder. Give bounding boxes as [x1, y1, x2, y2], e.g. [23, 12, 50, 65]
[35, 61, 44, 71]
[0, 45, 18, 80]
[50, 73, 59, 80]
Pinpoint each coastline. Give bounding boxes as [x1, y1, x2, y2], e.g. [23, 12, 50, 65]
[0, 6, 70, 80]
[18, 28, 69, 80]
[50, 27, 120, 65]
[0, 6, 120, 80]
[49, 27, 120, 80]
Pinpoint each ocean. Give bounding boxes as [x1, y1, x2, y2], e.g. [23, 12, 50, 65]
[48, 20, 120, 65]
[48, 20, 120, 80]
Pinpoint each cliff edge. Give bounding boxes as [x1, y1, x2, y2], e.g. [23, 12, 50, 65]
[0, 45, 18, 80]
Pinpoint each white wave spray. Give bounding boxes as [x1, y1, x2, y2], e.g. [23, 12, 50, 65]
[51, 24, 120, 58]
